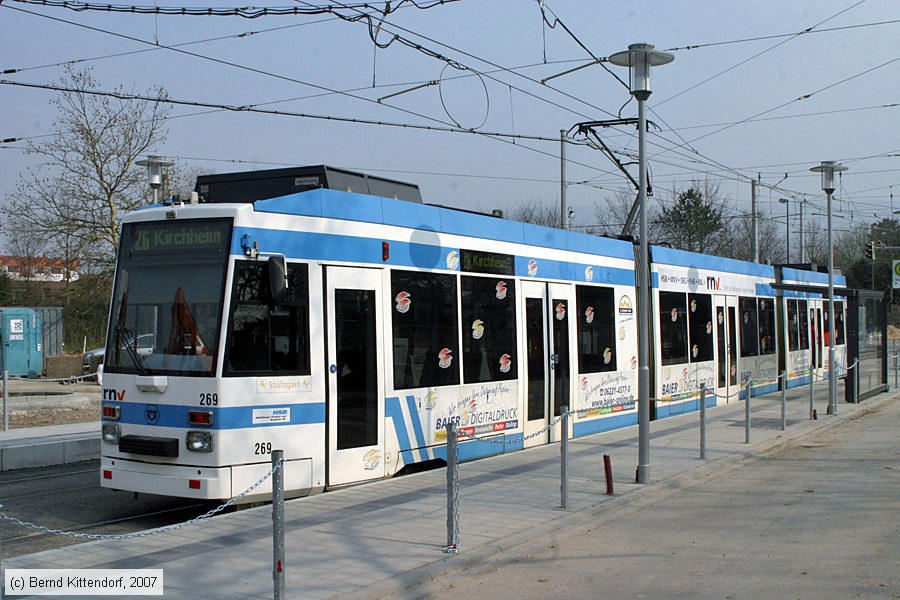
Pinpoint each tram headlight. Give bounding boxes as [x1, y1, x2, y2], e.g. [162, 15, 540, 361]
[102, 423, 120, 444]
[186, 430, 214, 452]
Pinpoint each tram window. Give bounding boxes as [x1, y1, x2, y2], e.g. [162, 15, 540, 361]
[758, 298, 776, 355]
[224, 261, 310, 376]
[659, 291, 688, 366]
[739, 296, 759, 357]
[461, 276, 517, 383]
[798, 300, 810, 350]
[576, 285, 617, 373]
[786, 299, 800, 351]
[391, 270, 460, 389]
[687, 293, 714, 363]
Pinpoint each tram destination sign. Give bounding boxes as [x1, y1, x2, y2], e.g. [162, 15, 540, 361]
[129, 219, 231, 256]
[460, 249, 514, 276]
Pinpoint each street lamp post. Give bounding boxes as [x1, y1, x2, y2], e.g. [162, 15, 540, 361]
[809, 161, 848, 415]
[779, 198, 790, 263]
[136, 155, 175, 204]
[610, 43, 674, 485]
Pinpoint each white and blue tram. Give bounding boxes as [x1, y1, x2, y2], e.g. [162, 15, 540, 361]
[778, 267, 847, 389]
[650, 248, 780, 417]
[100, 167, 641, 500]
[99, 166, 845, 501]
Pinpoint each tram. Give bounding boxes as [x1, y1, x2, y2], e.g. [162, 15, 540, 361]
[98, 166, 845, 501]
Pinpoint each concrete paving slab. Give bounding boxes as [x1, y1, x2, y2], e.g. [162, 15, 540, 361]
[0, 380, 894, 600]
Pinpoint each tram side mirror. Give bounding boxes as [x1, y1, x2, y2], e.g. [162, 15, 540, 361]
[268, 255, 289, 303]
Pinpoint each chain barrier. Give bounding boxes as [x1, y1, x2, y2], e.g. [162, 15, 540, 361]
[5, 371, 100, 384]
[451, 358, 862, 445]
[0, 460, 282, 541]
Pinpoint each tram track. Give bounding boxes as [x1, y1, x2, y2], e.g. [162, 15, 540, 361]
[1, 461, 214, 558]
[1, 502, 209, 546]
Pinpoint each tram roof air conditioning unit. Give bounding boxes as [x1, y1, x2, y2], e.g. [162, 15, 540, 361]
[194, 165, 422, 204]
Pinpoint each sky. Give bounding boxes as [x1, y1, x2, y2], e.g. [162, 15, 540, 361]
[2, 0, 900, 253]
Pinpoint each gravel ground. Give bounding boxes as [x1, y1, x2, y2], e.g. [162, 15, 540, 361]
[6, 400, 101, 428]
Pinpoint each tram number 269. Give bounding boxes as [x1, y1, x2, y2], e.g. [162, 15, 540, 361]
[254, 441, 272, 455]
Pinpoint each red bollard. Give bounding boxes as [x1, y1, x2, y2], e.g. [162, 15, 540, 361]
[603, 454, 614, 496]
[813, 408, 818, 420]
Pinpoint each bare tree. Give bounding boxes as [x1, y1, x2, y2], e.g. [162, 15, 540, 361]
[1, 66, 170, 273]
[719, 211, 785, 263]
[509, 197, 562, 228]
[592, 188, 662, 240]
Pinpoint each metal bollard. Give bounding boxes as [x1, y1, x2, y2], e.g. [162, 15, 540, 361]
[560, 405, 569, 510]
[445, 422, 459, 553]
[888, 354, 900, 388]
[780, 371, 787, 431]
[699, 383, 707, 459]
[272, 449, 285, 600]
[603, 454, 615, 496]
[745, 380, 752, 444]
[808, 366, 815, 420]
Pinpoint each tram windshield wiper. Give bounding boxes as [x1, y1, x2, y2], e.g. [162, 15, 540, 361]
[114, 325, 151, 376]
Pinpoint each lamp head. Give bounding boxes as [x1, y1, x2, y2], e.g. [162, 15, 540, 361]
[809, 161, 848, 195]
[609, 43, 674, 101]
[136, 155, 175, 191]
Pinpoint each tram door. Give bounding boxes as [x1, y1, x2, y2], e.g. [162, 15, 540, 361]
[814, 304, 824, 373]
[522, 281, 573, 447]
[325, 267, 385, 487]
[714, 296, 739, 403]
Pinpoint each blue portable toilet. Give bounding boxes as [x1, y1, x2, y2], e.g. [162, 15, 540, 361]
[0, 307, 44, 378]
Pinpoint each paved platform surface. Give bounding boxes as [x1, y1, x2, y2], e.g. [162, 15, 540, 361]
[2, 380, 894, 600]
[0, 378, 100, 471]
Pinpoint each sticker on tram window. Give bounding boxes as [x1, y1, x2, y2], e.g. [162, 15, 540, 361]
[706, 321, 713, 334]
[495, 281, 507, 300]
[718, 311, 724, 324]
[499, 353, 512, 373]
[555, 303, 566, 320]
[585, 266, 593, 281]
[692, 344, 699, 358]
[690, 299, 697, 313]
[471, 319, 485, 340]
[585, 306, 594, 324]
[527, 259, 538, 277]
[438, 348, 453, 369]
[619, 325, 626, 340]
[395, 291, 412, 313]
[671, 307, 679, 322]
[603, 348, 612, 365]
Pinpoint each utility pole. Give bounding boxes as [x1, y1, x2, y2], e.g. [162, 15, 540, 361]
[560, 130, 568, 230]
[751, 179, 759, 263]
[799, 201, 805, 263]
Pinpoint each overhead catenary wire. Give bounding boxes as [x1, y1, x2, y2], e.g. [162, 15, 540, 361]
[656, 0, 870, 108]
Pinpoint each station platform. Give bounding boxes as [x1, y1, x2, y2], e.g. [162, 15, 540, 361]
[3, 381, 896, 600]
[0, 378, 100, 471]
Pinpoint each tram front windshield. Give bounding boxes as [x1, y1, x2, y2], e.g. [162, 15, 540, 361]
[105, 218, 231, 377]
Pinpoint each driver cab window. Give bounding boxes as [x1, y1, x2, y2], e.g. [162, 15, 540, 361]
[224, 260, 310, 376]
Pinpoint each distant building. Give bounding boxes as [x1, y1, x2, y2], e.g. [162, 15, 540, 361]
[0, 255, 80, 285]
